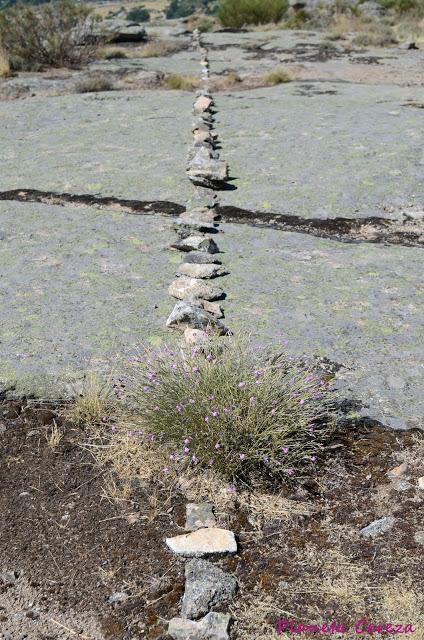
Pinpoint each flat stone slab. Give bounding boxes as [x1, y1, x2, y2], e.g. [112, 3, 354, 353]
[219, 222, 424, 431]
[360, 516, 396, 538]
[165, 528, 237, 557]
[0, 201, 176, 398]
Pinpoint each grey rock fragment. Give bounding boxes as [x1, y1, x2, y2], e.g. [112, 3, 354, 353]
[182, 559, 237, 620]
[168, 612, 231, 640]
[186, 503, 216, 530]
[183, 251, 222, 265]
[414, 531, 424, 545]
[177, 263, 227, 279]
[171, 235, 219, 253]
[169, 276, 224, 301]
[108, 591, 129, 604]
[166, 301, 227, 334]
[173, 219, 219, 237]
[203, 300, 224, 318]
[360, 516, 395, 538]
[180, 208, 219, 224]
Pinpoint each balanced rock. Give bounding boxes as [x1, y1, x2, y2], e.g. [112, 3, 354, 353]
[169, 277, 224, 301]
[203, 300, 224, 318]
[194, 130, 214, 144]
[178, 263, 227, 279]
[168, 612, 230, 640]
[166, 301, 227, 333]
[166, 528, 237, 557]
[182, 560, 237, 619]
[186, 187, 219, 211]
[171, 235, 219, 253]
[187, 159, 229, 188]
[186, 503, 216, 531]
[194, 95, 213, 114]
[183, 251, 221, 264]
[360, 516, 395, 538]
[180, 208, 219, 224]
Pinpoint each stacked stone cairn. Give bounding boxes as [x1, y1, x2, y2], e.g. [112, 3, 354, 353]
[166, 29, 231, 344]
[166, 503, 238, 639]
[164, 30, 238, 640]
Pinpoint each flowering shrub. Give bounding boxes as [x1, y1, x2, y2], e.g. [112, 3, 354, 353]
[122, 338, 336, 482]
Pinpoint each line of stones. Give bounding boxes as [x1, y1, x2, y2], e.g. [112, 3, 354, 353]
[164, 30, 238, 640]
[165, 28, 231, 343]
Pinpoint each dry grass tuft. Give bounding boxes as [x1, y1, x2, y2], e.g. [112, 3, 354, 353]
[352, 26, 398, 47]
[165, 73, 199, 90]
[101, 47, 128, 59]
[264, 66, 294, 85]
[137, 40, 182, 58]
[74, 76, 114, 93]
[66, 373, 115, 426]
[381, 579, 424, 634]
[45, 420, 63, 451]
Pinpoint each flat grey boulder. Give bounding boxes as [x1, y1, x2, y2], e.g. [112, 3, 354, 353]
[182, 559, 237, 620]
[169, 277, 224, 301]
[98, 19, 148, 43]
[166, 528, 237, 557]
[183, 251, 221, 265]
[166, 301, 227, 334]
[360, 516, 395, 538]
[177, 263, 227, 279]
[168, 612, 230, 640]
[187, 160, 229, 187]
[171, 235, 219, 254]
[186, 503, 216, 531]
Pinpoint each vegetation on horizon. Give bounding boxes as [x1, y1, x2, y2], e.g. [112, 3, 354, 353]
[218, 0, 288, 27]
[0, 0, 100, 70]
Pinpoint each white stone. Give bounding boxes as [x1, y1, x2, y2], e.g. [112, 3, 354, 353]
[166, 527, 237, 557]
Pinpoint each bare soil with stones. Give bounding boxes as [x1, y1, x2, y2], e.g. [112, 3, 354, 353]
[1, 402, 423, 639]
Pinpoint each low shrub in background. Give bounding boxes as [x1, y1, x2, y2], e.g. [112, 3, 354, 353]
[0, 0, 100, 71]
[121, 338, 336, 483]
[0, 46, 10, 77]
[166, 0, 212, 19]
[218, 0, 288, 28]
[165, 72, 198, 89]
[74, 76, 114, 92]
[264, 66, 293, 84]
[126, 5, 150, 22]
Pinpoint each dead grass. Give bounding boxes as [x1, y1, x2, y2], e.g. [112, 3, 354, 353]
[45, 420, 63, 451]
[263, 66, 294, 85]
[66, 372, 115, 425]
[0, 46, 10, 77]
[74, 76, 115, 93]
[352, 27, 398, 47]
[165, 73, 199, 90]
[137, 40, 183, 58]
[381, 579, 424, 636]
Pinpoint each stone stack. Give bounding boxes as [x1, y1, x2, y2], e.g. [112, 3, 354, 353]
[166, 30, 231, 343]
[166, 502, 238, 640]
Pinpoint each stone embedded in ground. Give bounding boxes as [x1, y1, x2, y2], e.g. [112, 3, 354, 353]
[182, 559, 237, 620]
[387, 462, 408, 478]
[177, 263, 227, 279]
[165, 528, 237, 557]
[414, 531, 424, 545]
[166, 301, 227, 334]
[183, 251, 222, 265]
[168, 612, 230, 640]
[169, 277, 224, 302]
[184, 328, 209, 346]
[186, 503, 217, 531]
[360, 516, 395, 538]
[203, 300, 224, 318]
[194, 96, 213, 114]
[171, 235, 219, 253]
[108, 591, 129, 604]
[418, 476, 424, 489]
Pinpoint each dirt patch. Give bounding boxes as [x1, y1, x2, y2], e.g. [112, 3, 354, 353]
[0, 400, 185, 639]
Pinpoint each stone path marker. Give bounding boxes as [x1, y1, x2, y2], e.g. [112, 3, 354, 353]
[166, 527, 237, 557]
[168, 612, 231, 640]
[186, 503, 217, 530]
[166, 28, 231, 337]
[182, 559, 237, 619]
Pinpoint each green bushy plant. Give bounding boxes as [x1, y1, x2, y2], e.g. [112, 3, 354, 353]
[0, 0, 100, 70]
[122, 338, 336, 482]
[218, 0, 288, 28]
[126, 5, 150, 22]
